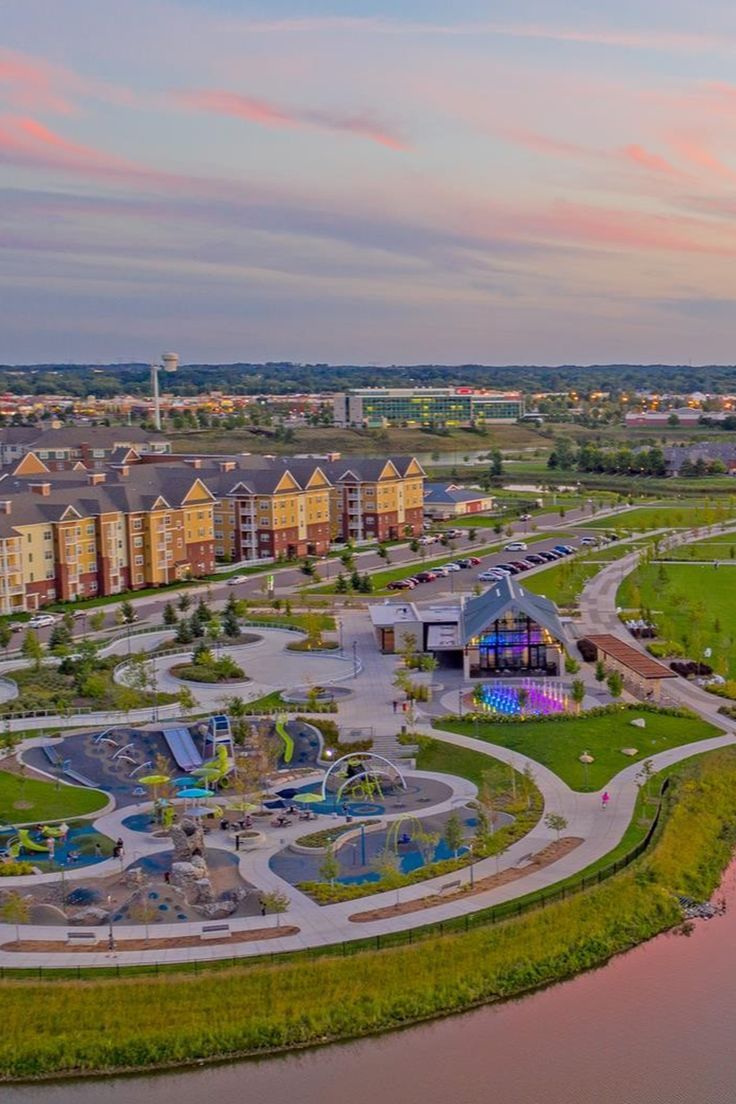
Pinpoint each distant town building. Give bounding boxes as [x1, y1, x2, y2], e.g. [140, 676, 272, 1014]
[624, 408, 728, 428]
[0, 424, 170, 469]
[423, 482, 495, 519]
[334, 387, 523, 427]
[664, 443, 736, 475]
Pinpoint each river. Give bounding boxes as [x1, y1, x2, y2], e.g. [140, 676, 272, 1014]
[7, 865, 736, 1104]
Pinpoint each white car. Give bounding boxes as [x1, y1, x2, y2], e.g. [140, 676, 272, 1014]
[580, 536, 598, 546]
[28, 614, 56, 628]
[226, 574, 248, 586]
[505, 541, 528, 551]
[478, 570, 502, 582]
[444, 562, 462, 572]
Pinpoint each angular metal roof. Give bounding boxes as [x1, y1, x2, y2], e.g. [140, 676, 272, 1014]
[461, 575, 568, 645]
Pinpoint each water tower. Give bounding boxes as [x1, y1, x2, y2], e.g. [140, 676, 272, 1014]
[150, 352, 179, 431]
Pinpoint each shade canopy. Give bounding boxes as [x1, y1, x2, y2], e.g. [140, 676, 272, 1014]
[139, 774, 170, 786]
[293, 792, 323, 804]
[176, 787, 215, 799]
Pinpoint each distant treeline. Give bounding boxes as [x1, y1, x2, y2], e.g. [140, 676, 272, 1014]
[1, 362, 736, 398]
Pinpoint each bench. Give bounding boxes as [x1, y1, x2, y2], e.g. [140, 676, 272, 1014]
[66, 930, 99, 944]
[439, 879, 461, 895]
[200, 923, 231, 941]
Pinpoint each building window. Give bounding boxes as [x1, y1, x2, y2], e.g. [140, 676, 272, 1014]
[134, 555, 143, 566]
[134, 537, 143, 547]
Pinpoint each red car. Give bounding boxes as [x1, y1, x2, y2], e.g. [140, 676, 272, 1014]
[415, 571, 438, 583]
[468, 556, 481, 566]
[387, 579, 415, 590]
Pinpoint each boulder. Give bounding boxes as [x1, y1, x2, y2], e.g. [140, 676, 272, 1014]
[69, 906, 109, 925]
[194, 878, 214, 904]
[630, 718, 646, 728]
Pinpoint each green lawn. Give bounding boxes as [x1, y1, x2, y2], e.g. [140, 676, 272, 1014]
[521, 539, 660, 606]
[583, 504, 735, 533]
[435, 707, 722, 791]
[0, 770, 108, 825]
[618, 560, 736, 677]
[665, 538, 736, 562]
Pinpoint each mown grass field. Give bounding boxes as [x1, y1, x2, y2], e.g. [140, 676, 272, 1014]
[583, 503, 735, 532]
[1, 749, 734, 1081]
[0, 770, 108, 824]
[521, 538, 659, 606]
[436, 707, 722, 791]
[618, 559, 736, 677]
[665, 538, 736, 561]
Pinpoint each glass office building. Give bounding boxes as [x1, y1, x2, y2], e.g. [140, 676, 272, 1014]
[334, 388, 523, 427]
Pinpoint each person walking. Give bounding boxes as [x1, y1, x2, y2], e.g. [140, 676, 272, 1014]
[601, 791, 610, 810]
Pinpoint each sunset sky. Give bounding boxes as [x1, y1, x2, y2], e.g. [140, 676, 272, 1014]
[4, 1, 736, 364]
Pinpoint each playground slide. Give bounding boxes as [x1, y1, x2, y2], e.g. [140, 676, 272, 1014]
[275, 718, 294, 765]
[17, 828, 50, 853]
[162, 726, 203, 772]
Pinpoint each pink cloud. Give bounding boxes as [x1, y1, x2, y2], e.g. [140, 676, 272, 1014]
[620, 144, 682, 176]
[176, 89, 409, 150]
[669, 134, 736, 180]
[0, 49, 75, 115]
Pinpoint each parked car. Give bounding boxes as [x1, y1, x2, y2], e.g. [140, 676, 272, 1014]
[468, 556, 481, 566]
[580, 536, 598, 546]
[492, 566, 513, 576]
[537, 551, 559, 562]
[519, 513, 531, 521]
[387, 579, 415, 590]
[478, 570, 503, 581]
[28, 614, 56, 628]
[444, 562, 462, 572]
[227, 574, 249, 585]
[505, 541, 528, 551]
[510, 560, 530, 571]
[456, 558, 474, 569]
[553, 545, 575, 555]
[433, 566, 450, 577]
[525, 554, 545, 565]
[496, 562, 520, 574]
[415, 571, 438, 583]
[444, 528, 463, 539]
[418, 535, 439, 546]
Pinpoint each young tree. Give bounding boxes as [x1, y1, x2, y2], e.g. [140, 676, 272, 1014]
[302, 610, 324, 650]
[177, 686, 197, 717]
[0, 620, 12, 657]
[0, 891, 30, 943]
[335, 573, 348, 594]
[175, 618, 194, 645]
[607, 671, 623, 699]
[129, 899, 158, 942]
[444, 811, 465, 859]
[260, 889, 290, 926]
[162, 602, 177, 626]
[594, 659, 606, 683]
[21, 628, 44, 671]
[119, 600, 136, 625]
[177, 592, 192, 613]
[571, 678, 586, 714]
[370, 847, 402, 886]
[545, 812, 568, 842]
[467, 527, 477, 543]
[89, 610, 106, 634]
[319, 845, 341, 886]
[358, 573, 373, 594]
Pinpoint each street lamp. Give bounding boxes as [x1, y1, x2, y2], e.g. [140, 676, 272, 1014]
[352, 640, 358, 678]
[337, 618, 343, 655]
[458, 688, 464, 717]
[106, 894, 116, 952]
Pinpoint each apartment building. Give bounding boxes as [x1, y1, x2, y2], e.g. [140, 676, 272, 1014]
[324, 456, 425, 542]
[0, 459, 215, 611]
[0, 424, 170, 469]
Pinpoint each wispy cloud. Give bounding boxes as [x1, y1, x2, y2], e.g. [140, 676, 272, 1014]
[175, 89, 409, 150]
[235, 16, 727, 54]
[620, 144, 683, 176]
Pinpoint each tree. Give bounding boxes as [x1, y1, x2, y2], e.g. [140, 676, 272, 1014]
[545, 812, 568, 841]
[0, 621, 12, 656]
[129, 899, 158, 942]
[162, 602, 177, 626]
[335, 573, 348, 594]
[571, 678, 586, 713]
[358, 572, 373, 593]
[467, 527, 477, 543]
[594, 659, 606, 683]
[177, 686, 197, 717]
[177, 592, 192, 613]
[175, 618, 194, 645]
[89, 610, 106, 633]
[21, 628, 43, 671]
[370, 847, 402, 886]
[222, 603, 240, 639]
[260, 889, 290, 926]
[444, 811, 465, 859]
[319, 846, 341, 885]
[119, 600, 136, 625]
[0, 891, 30, 943]
[302, 610, 325, 650]
[607, 671, 623, 699]
[636, 758, 656, 799]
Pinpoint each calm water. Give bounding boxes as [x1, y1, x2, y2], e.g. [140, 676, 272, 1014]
[8, 865, 736, 1104]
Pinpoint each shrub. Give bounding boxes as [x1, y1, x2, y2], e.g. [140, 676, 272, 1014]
[670, 660, 713, 678]
[646, 641, 685, 659]
[0, 861, 34, 877]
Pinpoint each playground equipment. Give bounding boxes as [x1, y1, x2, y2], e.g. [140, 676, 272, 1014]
[321, 753, 408, 803]
[276, 716, 294, 765]
[12, 829, 50, 854]
[161, 726, 202, 772]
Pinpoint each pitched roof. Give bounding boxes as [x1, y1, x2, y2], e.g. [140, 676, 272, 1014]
[424, 482, 490, 505]
[461, 575, 567, 645]
[582, 634, 677, 680]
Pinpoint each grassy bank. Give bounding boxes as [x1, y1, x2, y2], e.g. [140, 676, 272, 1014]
[0, 770, 108, 824]
[435, 706, 722, 790]
[1, 749, 735, 1080]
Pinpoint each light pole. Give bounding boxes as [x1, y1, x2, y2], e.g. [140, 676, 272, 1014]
[360, 821, 366, 865]
[458, 687, 464, 717]
[338, 618, 343, 655]
[352, 640, 358, 678]
[106, 894, 116, 952]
